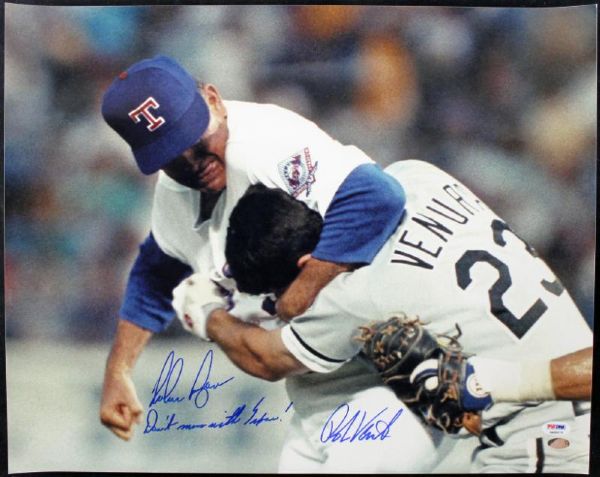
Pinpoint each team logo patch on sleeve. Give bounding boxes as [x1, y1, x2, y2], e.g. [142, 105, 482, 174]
[278, 147, 318, 198]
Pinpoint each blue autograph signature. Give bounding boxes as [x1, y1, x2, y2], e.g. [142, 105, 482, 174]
[149, 349, 234, 409]
[144, 350, 293, 434]
[320, 403, 403, 443]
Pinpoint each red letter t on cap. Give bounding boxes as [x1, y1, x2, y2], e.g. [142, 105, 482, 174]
[129, 97, 166, 132]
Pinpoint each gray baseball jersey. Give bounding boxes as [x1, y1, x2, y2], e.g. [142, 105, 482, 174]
[282, 159, 591, 369]
[281, 160, 591, 473]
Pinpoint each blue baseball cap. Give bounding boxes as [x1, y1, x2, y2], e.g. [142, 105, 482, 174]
[101, 55, 210, 175]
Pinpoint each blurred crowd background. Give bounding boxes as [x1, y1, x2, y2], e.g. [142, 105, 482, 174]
[5, 5, 596, 342]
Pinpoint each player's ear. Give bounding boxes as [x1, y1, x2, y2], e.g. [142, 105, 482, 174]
[203, 84, 223, 109]
[297, 254, 312, 269]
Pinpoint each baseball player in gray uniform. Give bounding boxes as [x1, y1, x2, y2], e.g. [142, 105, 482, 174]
[174, 272, 441, 473]
[179, 160, 591, 473]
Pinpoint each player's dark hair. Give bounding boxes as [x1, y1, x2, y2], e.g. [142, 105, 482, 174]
[225, 184, 323, 295]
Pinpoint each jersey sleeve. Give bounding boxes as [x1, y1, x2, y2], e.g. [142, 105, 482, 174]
[119, 232, 193, 333]
[280, 269, 381, 373]
[312, 163, 406, 264]
[226, 133, 374, 218]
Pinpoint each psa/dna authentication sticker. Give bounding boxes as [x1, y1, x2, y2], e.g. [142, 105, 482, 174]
[542, 422, 570, 436]
[278, 147, 318, 198]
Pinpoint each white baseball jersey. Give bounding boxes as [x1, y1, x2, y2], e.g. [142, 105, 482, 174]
[152, 100, 374, 285]
[224, 100, 374, 214]
[151, 171, 228, 281]
[221, 100, 375, 272]
[151, 100, 375, 323]
[151, 171, 281, 325]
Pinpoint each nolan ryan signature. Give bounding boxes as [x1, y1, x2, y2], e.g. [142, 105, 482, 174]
[144, 349, 293, 434]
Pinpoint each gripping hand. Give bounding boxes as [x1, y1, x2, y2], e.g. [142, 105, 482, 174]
[172, 273, 229, 340]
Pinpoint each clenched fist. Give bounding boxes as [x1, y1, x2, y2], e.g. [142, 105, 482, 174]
[100, 367, 144, 441]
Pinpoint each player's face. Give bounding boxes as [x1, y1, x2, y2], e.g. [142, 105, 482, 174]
[162, 137, 226, 192]
[162, 88, 228, 192]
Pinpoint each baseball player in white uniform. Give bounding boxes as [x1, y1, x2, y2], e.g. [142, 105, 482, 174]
[98, 55, 407, 448]
[191, 160, 591, 473]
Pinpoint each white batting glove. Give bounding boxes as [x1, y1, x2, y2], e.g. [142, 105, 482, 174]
[172, 273, 229, 341]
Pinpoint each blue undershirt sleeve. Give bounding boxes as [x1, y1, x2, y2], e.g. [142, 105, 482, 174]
[312, 163, 406, 265]
[119, 232, 193, 333]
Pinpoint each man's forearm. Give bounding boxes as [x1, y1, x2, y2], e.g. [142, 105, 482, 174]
[100, 318, 150, 440]
[207, 309, 306, 381]
[551, 347, 592, 400]
[276, 258, 352, 320]
[105, 319, 153, 374]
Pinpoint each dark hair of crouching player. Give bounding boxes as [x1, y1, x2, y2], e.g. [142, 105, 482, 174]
[225, 184, 324, 296]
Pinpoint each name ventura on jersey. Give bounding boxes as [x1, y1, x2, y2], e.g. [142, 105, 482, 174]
[390, 182, 486, 270]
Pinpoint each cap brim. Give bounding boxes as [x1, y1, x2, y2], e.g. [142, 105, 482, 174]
[132, 92, 210, 175]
